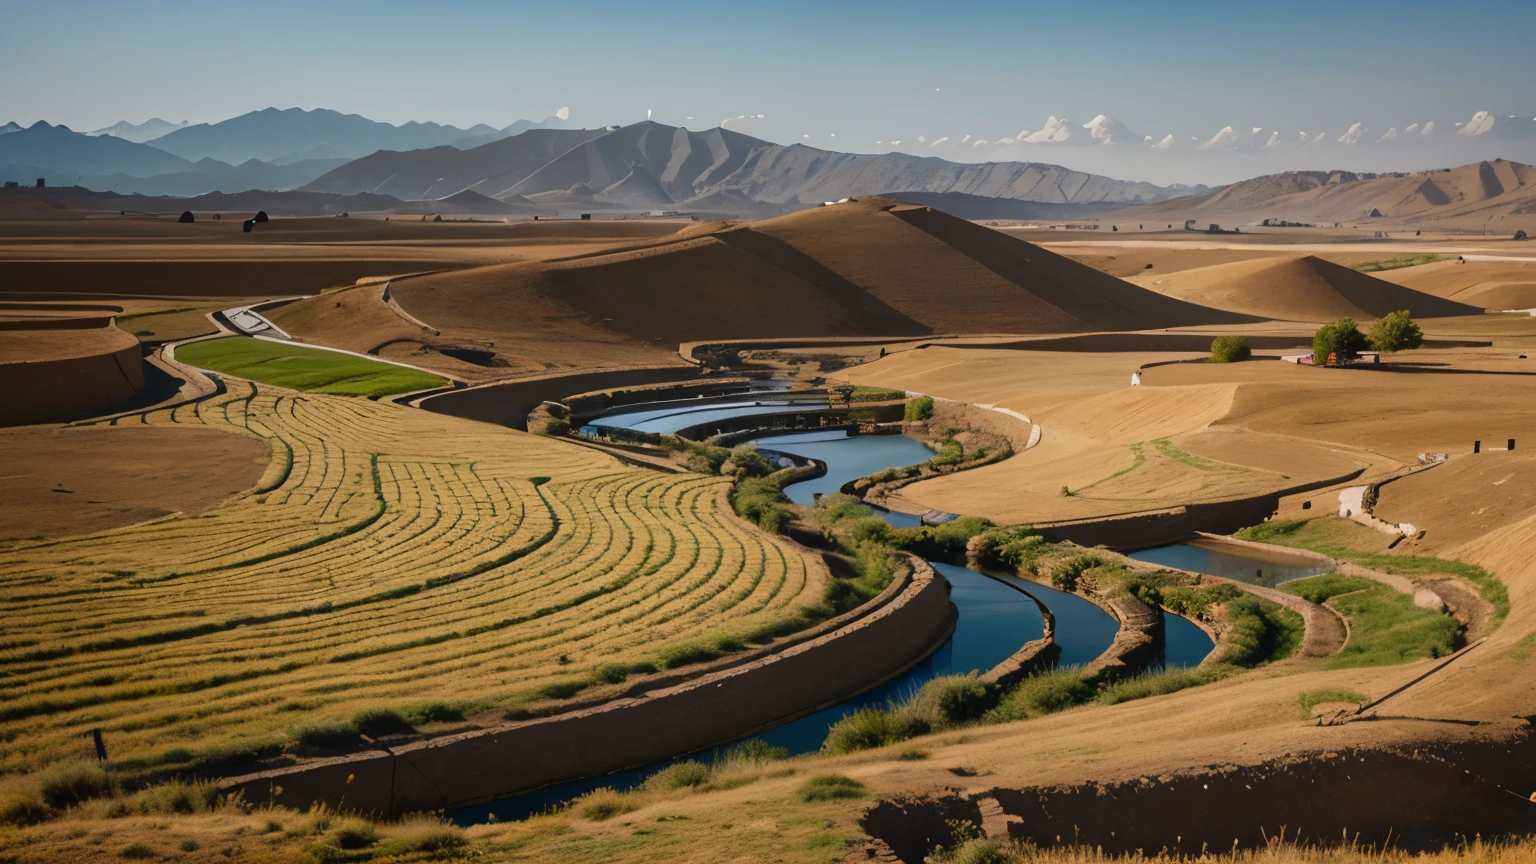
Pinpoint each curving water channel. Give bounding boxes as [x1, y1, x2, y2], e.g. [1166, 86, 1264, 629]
[452, 399, 1212, 823]
[1128, 539, 1331, 588]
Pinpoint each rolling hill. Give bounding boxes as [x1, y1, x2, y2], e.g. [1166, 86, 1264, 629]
[1131, 255, 1484, 321]
[273, 197, 1256, 377]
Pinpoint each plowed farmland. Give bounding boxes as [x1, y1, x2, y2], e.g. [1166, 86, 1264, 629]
[0, 381, 822, 776]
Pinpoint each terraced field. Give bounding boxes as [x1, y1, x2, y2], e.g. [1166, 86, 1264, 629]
[0, 381, 823, 777]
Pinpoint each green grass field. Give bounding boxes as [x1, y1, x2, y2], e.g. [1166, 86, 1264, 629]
[177, 337, 446, 398]
[1281, 574, 1459, 668]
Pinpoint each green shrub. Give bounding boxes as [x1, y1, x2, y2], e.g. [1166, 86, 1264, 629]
[797, 774, 867, 802]
[384, 817, 466, 855]
[1222, 597, 1303, 666]
[722, 446, 774, 478]
[972, 526, 1046, 571]
[38, 761, 112, 810]
[325, 817, 379, 849]
[1312, 317, 1368, 365]
[824, 707, 929, 754]
[351, 707, 413, 738]
[909, 675, 1002, 727]
[1280, 573, 1372, 604]
[120, 843, 156, 859]
[905, 396, 935, 422]
[987, 670, 1093, 722]
[1369, 309, 1423, 353]
[1298, 688, 1369, 718]
[929, 439, 965, 467]
[578, 787, 635, 821]
[732, 475, 791, 533]
[927, 837, 1011, 864]
[1096, 665, 1234, 706]
[1210, 336, 1251, 363]
[646, 761, 711, 791]
[400, 702, 465, 725]
[719, 738, 789, 766]
[1049, 554, 1104, 591]
[130, 779, 223, 815]
[658, 642, 722, 669]
[0, 789, 49, 827]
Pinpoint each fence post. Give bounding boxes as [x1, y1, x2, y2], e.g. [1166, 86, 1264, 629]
[91, 728, 107, 762]
[1509, 439, 1516, 451]
[1474, 440, 1481, 454]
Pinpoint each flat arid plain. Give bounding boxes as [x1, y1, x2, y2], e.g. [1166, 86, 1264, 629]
[4, 167, 1536, 864]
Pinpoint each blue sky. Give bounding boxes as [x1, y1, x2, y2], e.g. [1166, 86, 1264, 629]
[5, 0, 1532, 183]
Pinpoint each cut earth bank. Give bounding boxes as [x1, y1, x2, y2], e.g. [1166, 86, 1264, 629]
[810, 333, 1536, 854]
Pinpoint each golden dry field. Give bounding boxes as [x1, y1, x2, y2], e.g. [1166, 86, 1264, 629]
[0, 380, 823, 778]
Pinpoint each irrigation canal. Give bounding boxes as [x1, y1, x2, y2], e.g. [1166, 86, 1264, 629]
[452, 399, 1213, 823]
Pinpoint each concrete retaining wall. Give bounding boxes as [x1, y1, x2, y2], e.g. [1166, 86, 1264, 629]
[224, 559, 957, 815]
[0, 330, 145, 426]
[1034, 469, 1365, 550]
[419, 366, 707, 431]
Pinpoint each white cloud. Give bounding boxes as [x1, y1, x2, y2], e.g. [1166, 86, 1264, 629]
[556, 106, 570, 121]
[890, 140, 901, 146]
[1023, 116, 1073, 144]
[1336, 122, 1367, 144]
[1403, 123, 1419, 135]
[1377, 127, 1399, 143]
[971, 139, 988, 148]
[1307, 131, 1328, 144]
[961, 134, 971, 143]
[929, 136, 949, 148]
[1016, 129, 1029, 139]
[1420, 121, 1435, 136]
[1151, 134, 1175, 149]
[1263, 131, 1281, 148]
[1458, 110, 1496, 136]
[998, 137, 1015, 145]
[1198, 126, 1239, 149]
[917, 135, 926, 144]
[1251, 126, 1262, 135]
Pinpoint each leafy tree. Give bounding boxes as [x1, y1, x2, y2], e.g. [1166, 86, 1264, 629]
[904, 395, 935, 422]
[1312, 317, 1368, 366]
[1210, 335, 1251, 363]
[1368, 309, 1423, 353]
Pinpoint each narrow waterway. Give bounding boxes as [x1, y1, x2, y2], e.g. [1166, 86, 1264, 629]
[452, 400, 1212, 823]
[1128, 540, 1331, 588]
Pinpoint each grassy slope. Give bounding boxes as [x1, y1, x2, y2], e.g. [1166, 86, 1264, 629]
[1236, 518, 1509, 621]
[1281, 574, 1458, 668]
[177, 336, 445, 398]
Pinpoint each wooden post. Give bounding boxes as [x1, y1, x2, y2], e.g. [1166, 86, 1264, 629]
[1510, 439, 1516, 451]
[1474, 440, 1481, 454]
[91, 728, 107, 762]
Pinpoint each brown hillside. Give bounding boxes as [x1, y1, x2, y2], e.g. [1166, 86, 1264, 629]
[1377, 259, 1536, 310]
[282, 197, 1255, 376]
[1132, 255, 1484, 321]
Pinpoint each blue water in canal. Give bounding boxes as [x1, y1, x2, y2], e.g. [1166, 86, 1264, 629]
[450, 399, 1213, 824]
[753, 429, 937, 505]
[1127, 542, 1331, 588]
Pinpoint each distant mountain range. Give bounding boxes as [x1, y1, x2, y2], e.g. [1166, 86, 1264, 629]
[87, 118, 189, 143]
[144, 107, 570, 164]
[1103, 159, 1536, 232]
[0, 122, 344, 195]
[303, 120, 1190, 211]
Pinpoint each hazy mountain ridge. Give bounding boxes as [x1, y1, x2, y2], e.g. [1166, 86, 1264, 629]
[304, 120, 1189, 213]
[145, 107, 568, 164]
[1104, 159, 1536, 231]
[87, 118, 189, 143]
